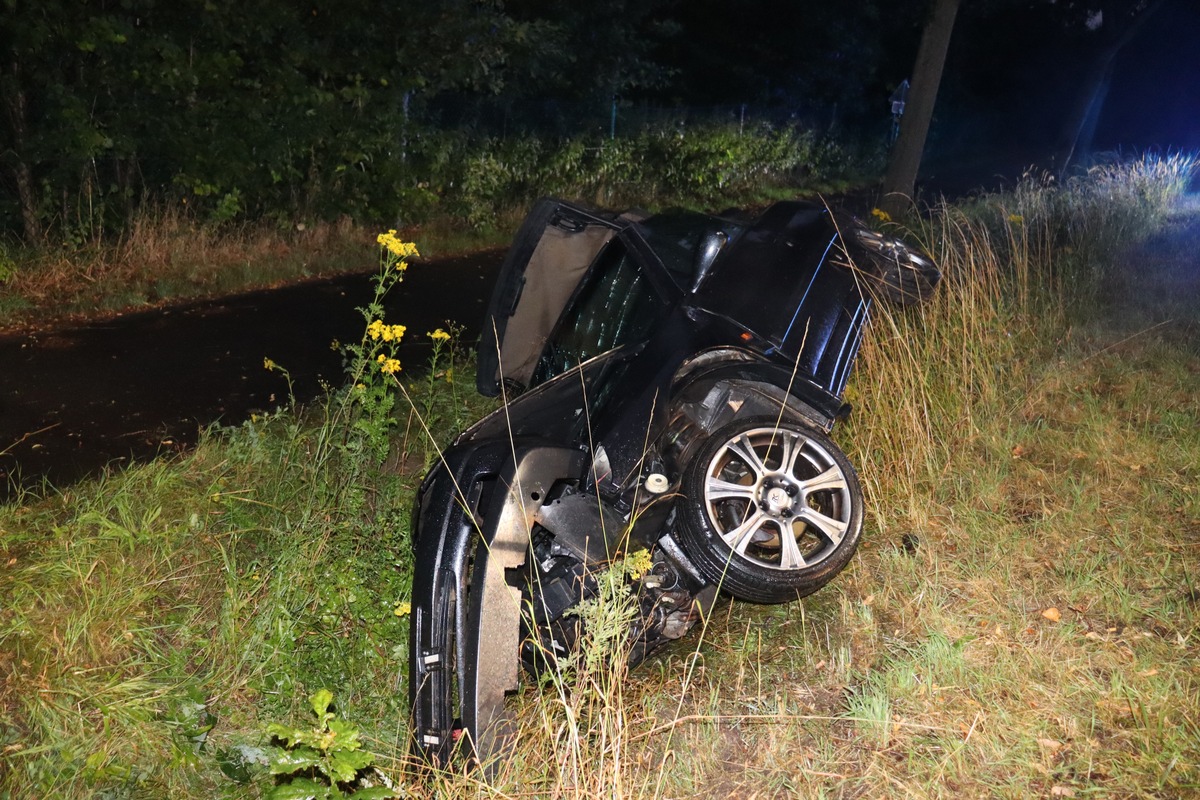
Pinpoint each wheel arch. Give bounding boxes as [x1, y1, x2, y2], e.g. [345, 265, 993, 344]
[661, 348, 850, 473]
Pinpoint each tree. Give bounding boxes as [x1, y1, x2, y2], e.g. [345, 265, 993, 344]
[879, 0, 960, 217]
[648, 0, 895, 117]
[1051, 0, 1169, 173]
[0, 0, 530, 238]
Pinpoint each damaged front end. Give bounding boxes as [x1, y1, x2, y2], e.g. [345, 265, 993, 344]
[409, 432, 717, 764]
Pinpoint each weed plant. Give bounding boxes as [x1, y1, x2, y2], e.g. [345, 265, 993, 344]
[1, 153, 1197, 798]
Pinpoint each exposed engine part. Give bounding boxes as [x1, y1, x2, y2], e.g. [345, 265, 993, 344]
[533, 486, 625, 566]
[644, 473, 670, 494]
[519, 528, 708, 675]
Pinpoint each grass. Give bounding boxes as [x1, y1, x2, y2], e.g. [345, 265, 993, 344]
[1, 152, 1198, 798]
[0, 206, 516, 334]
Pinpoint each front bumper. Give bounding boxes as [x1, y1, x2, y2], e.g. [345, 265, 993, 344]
[408, 438, 586, 764]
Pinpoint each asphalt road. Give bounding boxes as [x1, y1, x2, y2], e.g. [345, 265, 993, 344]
[0, 249, 505, 499]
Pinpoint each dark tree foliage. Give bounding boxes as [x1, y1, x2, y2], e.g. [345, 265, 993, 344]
[644, 0, 908, 124]
[425, 0, 679, 135]
[1, 0, 1182, 239]
[0, 0, 527, 238]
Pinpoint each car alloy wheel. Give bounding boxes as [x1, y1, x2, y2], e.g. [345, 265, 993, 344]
[677, 415, 863, 603]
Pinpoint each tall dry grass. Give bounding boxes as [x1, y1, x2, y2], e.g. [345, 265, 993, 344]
[845, 152, 1196, 530]
[0, 206, 378, 328]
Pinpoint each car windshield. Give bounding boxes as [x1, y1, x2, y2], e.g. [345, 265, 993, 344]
[533, 237, 664, 385]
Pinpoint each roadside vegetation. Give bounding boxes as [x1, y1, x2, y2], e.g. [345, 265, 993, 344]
[0, 124, 864, 331]
[1, 153, 1197, 798]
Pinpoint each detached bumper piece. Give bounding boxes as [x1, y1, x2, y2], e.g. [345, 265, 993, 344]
[408, 439, 585, 765]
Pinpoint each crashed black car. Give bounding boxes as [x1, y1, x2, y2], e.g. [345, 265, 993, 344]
[409, 197, 939, 763]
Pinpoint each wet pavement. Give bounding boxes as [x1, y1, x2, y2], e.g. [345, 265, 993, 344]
[0, 249, 505, 499]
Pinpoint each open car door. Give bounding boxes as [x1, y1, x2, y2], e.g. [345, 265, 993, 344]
[476, 198, 620, 396]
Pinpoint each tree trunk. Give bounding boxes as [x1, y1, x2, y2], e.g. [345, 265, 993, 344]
[12, 158, 39, 242]
[1, 60, 42, 242]
[1055, 0, 1168, 176]
[879, 0, 960, 218]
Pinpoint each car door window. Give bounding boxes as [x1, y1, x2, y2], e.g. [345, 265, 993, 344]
[478, 200, 617, 395]
[532, 237, 664, 386]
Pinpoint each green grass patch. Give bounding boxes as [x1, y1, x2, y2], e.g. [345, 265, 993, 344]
[1, 153, 1198, 798]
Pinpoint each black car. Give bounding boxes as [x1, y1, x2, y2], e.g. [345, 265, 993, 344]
[408, 197, 939, 764]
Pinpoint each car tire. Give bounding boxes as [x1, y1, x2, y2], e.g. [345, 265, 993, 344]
[852, 228, 941, 306]
[676, 415, 863, 604]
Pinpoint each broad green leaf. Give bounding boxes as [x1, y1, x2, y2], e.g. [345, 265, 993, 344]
[326, 718, 364, 750]
[326, 747, 374, 783]
[266, 722, 302, 745]
[309, 688, 334, 718]
[268, 746, 322, 775]
[265, 776, 331, 800]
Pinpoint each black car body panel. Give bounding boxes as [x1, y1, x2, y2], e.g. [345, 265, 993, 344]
[410, 196, 940, 766]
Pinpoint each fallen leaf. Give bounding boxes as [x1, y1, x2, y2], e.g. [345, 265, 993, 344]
[1050, 786, 1076, 797]
[1011, 444, 1028, 458]
[1037, 738, 1064, 752]
[1042, 607, 1062, 622]
[1139, 669, 1159, 677]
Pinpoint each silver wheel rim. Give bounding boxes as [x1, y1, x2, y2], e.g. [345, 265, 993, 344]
[701, 425, 853, 571]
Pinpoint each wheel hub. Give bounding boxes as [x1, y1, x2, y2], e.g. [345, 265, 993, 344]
[762, 480, 795, 516]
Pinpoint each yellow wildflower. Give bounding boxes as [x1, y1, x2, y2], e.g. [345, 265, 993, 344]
[379, 357, 401, 375]
[1008, 213, 1024, 225]
[263, 357, 277, 371]
[428, 328, 451, 342]
[367, 320, 406, 342]
[394, 601, 411, 617]
[376, 230, 420, 260]
[870, 208, 891, 223]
